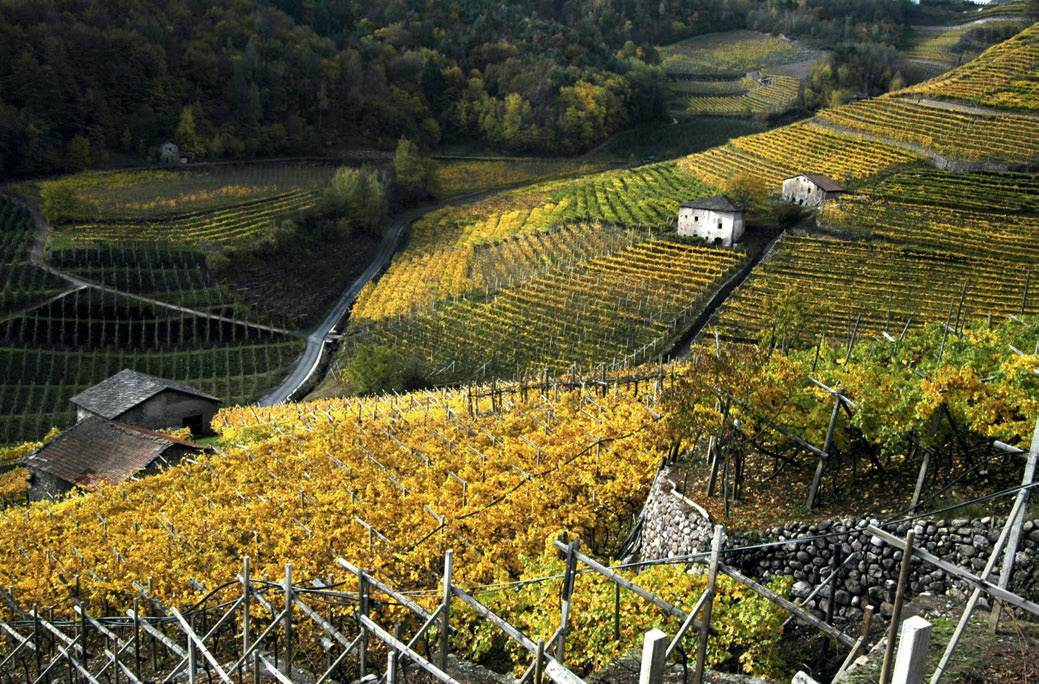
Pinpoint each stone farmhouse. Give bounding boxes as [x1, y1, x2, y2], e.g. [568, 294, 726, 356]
[781, 172, 845, 207]
[677, 195, 745, 247]
[70, 369, 220, 436]
[25, 416, 211, 501]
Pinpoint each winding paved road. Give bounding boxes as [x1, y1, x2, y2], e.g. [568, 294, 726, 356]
[259, 187, 517, 405]
[258, 211, 412, 405]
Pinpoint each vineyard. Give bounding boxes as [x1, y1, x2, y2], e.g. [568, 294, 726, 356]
[822, 194, 1039, 266]
[346, 240, 744, 384]
[852, 166, 1039, 214]
[685, 75, 799, 117]
[711, 234, 1035, 343]
[897, 21, 1039, 112]
[816, 98, 1039, 164]
[29, 162, 337, 221]
[900, 24, 977, 64]
[0, 286, 303, 442]
[0, 377, 667, 611]
[407, 162, 715, 253]
[0, 197, 68, 317]
[351, 223, 638, 323]
[659, 30, 809, 75]
[678, 122, 921, 189]
[433, 158, 615, 198]
[51, 189, 320, 247]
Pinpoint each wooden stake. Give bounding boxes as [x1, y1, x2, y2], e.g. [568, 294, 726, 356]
[694, 526, 723, 684]
[880, 531, 915, 684]
[440, 550, 453, 673]
[988, 418, 1038, 632]
[556, 540, 578, 664]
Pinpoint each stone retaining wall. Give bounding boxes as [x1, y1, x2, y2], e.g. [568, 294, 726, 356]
[640, 468, 714, 562]
[638, 484, 1039, 621]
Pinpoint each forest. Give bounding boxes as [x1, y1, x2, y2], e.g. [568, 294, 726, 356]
[0, 0, 965, 177]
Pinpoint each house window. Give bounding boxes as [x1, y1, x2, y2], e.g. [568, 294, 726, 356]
[694, 216, 699, 222]
[718, 221, 723, 230]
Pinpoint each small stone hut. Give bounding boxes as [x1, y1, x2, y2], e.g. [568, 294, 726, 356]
[24, 417, 211, 501]
[677, 195, 745, 247]
[781, 172, 845, 207]
[159, 142, 182, 165]
[70, 370, 220, 436]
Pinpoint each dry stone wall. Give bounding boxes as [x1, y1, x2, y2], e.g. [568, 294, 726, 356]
[639, 490, 1039, 621]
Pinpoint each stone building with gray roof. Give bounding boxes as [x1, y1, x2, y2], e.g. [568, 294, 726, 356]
[24, 417, 211, 501]
[70, 370, 220, 436]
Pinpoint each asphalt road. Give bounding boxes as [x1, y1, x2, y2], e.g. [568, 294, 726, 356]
[258, 211, 412, 405]
[258, 186, 511, 406]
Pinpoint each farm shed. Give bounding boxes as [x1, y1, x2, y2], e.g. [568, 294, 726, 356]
[70, 369, 220, 436]
[24, 416, 210, 501]
[781, 172, 845, 207]
[677, 195, 746, 247]
[159, 141, 183, 165]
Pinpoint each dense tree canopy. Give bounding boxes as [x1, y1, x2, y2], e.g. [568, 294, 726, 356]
[0, 0, 926, 177]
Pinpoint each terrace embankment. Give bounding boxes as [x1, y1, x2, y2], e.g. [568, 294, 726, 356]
[636, 472, 1039, 622]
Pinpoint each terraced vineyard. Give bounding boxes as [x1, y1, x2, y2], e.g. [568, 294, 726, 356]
[51, 189, 319, 247]
[899, 21, 1039, 112]
[347, 240, 743, 383]
[659, 30, 809, 74]
[851, 166, 1039, 214]
[352, 223, 637, 322]
[0, 286, 302, 441]
[408, 162, 714, 253]
[816, 98, 1039, 163]
[0, 197, 69, 316]
[678, 122, 921, 188]
[712, 235, 1035, 343]
[685, 75, 799, 117]
[900, 24, 976, 64]
[30, 162, 336, 221]
[47, 245, 242, 312]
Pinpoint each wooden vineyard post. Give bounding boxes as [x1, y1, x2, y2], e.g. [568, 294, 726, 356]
[134, 597, 142, 683]
[880, 531, 915, 684]
[358, 569, 369, 679]
[694, 525, 723, 684]
[387, 651, 398, 684]
[283, 563, 293, 676]
[807, 393, 841, 510]
[534, 639, 545, 684]
[242, 556, 250, 684]
[988, 419, 1038, 632]
[613, 583, 621, 642]
[556, 540, 579, 664]
[440, 549, 453, 673]
[638, 629, 668, 684]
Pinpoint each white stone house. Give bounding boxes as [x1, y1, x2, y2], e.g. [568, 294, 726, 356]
[781, 172, 845, 207]
[677, 195, 745, 247]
